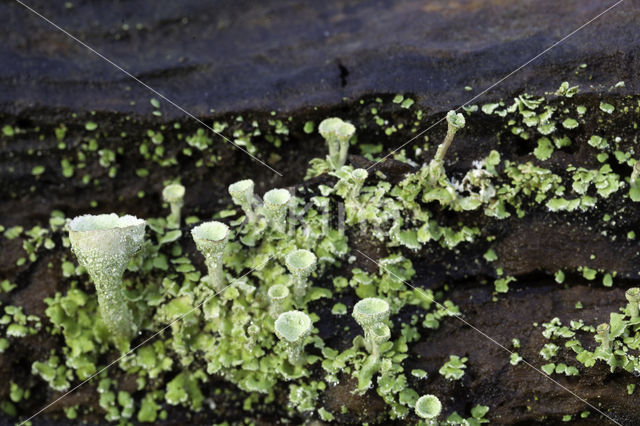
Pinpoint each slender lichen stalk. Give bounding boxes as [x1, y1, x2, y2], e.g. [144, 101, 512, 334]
[191, 221, 229, 291]
[68, 214, 146, 342]
[162, 183, 185, 228]
[228, 179, 257, 222]
[626, 288, 640, 319]
[434, 110, 466, 162]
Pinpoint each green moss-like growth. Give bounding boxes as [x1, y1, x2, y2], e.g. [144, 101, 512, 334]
[68, 214, 146, 342]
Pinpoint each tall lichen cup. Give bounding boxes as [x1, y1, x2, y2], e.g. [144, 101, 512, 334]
[191, 221, 229, 291]
[274, 310, 312, 365]
[68, 214, 146, 342]
[228, 179, 257, 222]
[434, 110, 466, 162]
[625, 287, 640, 319]
[162, 183, 185, 228]
[353, 297, 390, 355]
[285, 249, 317, 304]
[263, 188, 291, 232]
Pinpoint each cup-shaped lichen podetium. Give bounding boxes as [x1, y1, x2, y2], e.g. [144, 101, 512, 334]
[68, 214, 146, 341]
[596, 323, 611, 351]
[415, 394, 442, 420]
[228, 179, 257, 222]
[268, 284, 290, 319]
[352, 297, 390, 354]
[162, 183, 185, 228]
[625, 287, 640, 319]
[263, 188, 291, 232]
[434, 110, 466, 162]
[285, 249, 317, 304]
[191, 221, 229, 292]
[318, 117, 356, 169]
[274, 310, 312, 365]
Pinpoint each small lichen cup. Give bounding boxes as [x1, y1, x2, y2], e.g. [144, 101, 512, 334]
[625, 287, 640, 319]
[191, 221, 229, 291]
[285, 249, 317, 304]
[263, 188, 291, 232]
[228, 179, 257, 222]
[68, 213, 146, 342]
[274, 310, 312, 365]
[415, 394, 442, 420]
[353, 297, 390, 355]
[268, 284, 290, 319]
[162, 183, 185, 228]
[318, 117, 356, 169]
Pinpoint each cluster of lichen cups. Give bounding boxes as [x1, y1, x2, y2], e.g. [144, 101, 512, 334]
[61, 114, 465, 420]
[66, 180, 315, 347]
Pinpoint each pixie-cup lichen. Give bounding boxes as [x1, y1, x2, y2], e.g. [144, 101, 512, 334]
[352, 297, 390, 356]
[268, 284, 290, 319]
[274, 310, 312, 365]
[415, 394, 442, 420]
[318, 117, 356, 169]
[162, 183, 185, 228]
[263, 188, 291, 232]
[625, 288, 640, 319]
[228, 179, 257, 222]
[596, 323, 611, 351]
[285, 249, 317, 304]
[68, 214, 146, 342]
[434, 110, 466, 162]
[191, 221, 229, 291]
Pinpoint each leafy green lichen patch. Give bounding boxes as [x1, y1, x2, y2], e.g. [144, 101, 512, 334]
[1, 85, 639, 424]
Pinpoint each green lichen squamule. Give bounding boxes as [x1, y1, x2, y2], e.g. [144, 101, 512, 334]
[68, 214, 146, 341]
